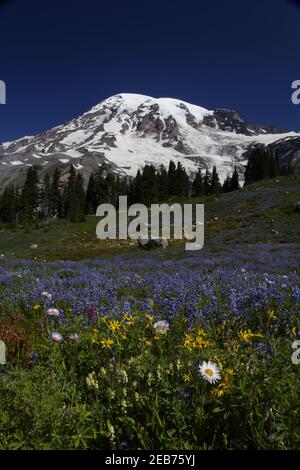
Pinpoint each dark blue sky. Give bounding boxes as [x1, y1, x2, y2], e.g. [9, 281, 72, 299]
[0, 0, 299, 142]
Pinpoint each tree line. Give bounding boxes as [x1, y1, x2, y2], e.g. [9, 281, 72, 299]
[0, 161, 241, 226]
[244, 148, 281, 185]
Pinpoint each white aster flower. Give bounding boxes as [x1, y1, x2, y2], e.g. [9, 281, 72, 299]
[69, 334, 80, 342]
[47, 308, 60, 317]
[198, 361, 221, 384]
[42, 291, 53, 300]
[50, 332, 63, 343]
[153, 320, 169, 334]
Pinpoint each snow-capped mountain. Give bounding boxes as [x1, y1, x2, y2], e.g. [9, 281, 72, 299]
[0, 93, 299, 187]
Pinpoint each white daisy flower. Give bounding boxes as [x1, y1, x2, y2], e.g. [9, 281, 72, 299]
[153, 320, 169, 334]
[69, 334, 81, 342]
[198, 361, 221, 384]
[47, 308, 60, 317]
[42, 291, 53, 300]
[50, 332, 63, 343]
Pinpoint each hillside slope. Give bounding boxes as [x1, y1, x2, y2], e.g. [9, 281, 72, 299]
[0, 176, 299, 260]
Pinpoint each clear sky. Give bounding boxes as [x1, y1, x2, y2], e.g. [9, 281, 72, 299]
[0, 0, 299, 142]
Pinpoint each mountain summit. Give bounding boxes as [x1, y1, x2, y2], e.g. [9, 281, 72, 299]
[0, 93, 299, 187]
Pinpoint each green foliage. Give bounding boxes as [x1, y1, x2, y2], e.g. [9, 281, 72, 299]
[244, 148, 281, 185]
[0, 307, 300, 449]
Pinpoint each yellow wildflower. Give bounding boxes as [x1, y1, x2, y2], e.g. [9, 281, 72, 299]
[238, 329, 263, 343]
[101, 337, 114, 349]
[145, 314, 154, 326]
[183, 333, 194, 351]
[292, 326, 297, 336]
[267, 310, 277, 320]
[109, 320, 121, 332]
[122, 314, 135, 325]
[194, 336, 213, 349]
[33, 304, 40, 310]
[183, 373, 192, 383]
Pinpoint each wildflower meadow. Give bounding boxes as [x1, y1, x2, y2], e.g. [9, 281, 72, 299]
[0, 243, 299, 449]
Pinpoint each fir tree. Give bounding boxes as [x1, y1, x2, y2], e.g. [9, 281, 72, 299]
[192, 169, 204, 197]
[222, 174, 232, 193]
[175, 162, 189, 197]
[211, 166, 221, 194]
[69, 172, 86, 222]
[0, 183, 17, 225]
[204, 169, 212, 195]
[230, 166, 240, 191]
[142, 164, 159, 205]
[20, 166, 39, 224]
[168, 161, 177, 196]
[158, 165, 169, 201]
[85, 172, 98, 214]
[49, 168, 62, 218]
[40, 173, 51, 219]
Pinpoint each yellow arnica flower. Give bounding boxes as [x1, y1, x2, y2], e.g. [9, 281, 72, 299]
[33, 304, 40, 310]
[109, 320, 121, 332]
[143, 338, 152, 348]
[183, 373, 192, 383]
[292, 326, 297, 336]
[145, 314, 154, 326]
[212, 382, 229, 397]
[267, 310, 277, 320]
[194, 336, 213, 350]
[101, 337, 114, 349]
[122, 314, 135, 325]
[196, 328, 207, 337]
[183, 333, 194, 351]
[238, 329, 263, 343]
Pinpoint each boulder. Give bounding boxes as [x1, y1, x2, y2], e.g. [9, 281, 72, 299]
[138, 237, 168, 250]
[294, 202, 300, 212]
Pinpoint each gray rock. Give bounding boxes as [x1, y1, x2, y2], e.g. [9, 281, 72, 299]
[294, 202, 300, 212]
[138, 237, 168, 250]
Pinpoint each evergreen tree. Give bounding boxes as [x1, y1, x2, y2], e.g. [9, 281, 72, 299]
[168, 161, 177, 196]
[244, 148, 280, 185]
[20, 166, 39, 224]
[211, 166, 221, 194]
[40, 173, 51, 219]
[49, 168, 62, 218]
[175, 162, 189, 197]
[69, 172, 86, 222]
[85, 172, 98, 214]
[192, 169, 204, 197]
[142, 164, 159, 205]
[204, 169, 212, 195]
[0, 183, 17, 225]
[158, 165, 169, 201]
[222, 174, 232, 193]
[104, 172, 118, 205]
[230, 166, 240, 191]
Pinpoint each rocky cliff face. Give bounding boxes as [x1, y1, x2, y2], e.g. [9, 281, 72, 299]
[0, 93, 299, 188]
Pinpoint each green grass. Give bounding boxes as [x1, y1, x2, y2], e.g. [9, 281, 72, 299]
[0, 175, 299, 261]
